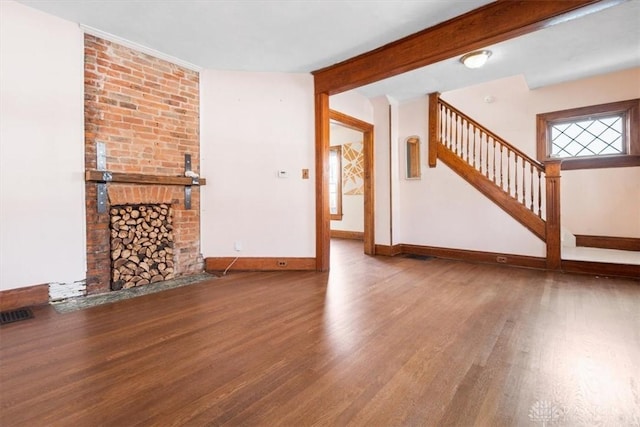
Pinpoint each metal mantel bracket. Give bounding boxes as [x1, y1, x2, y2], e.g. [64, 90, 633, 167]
[96, 142, 108, 214]
[95, 147, 198, 212]
[184, 154, 196, 210]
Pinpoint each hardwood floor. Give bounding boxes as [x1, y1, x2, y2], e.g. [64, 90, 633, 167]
[1, 239, 639, 426]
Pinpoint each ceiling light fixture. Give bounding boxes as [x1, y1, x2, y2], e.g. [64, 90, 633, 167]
[460, 50, 492, 69]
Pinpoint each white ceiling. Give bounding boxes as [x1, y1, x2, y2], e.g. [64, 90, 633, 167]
[17, 0, 640, 102]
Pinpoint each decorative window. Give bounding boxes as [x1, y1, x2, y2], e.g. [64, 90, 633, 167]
[536, 99, 639, 170]
[329, 146, 342, 220]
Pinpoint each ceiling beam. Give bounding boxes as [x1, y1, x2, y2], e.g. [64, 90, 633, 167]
[312, 0, 626, 95]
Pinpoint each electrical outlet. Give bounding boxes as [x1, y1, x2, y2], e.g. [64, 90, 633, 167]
[234, 241, 242, 252]
[277, 260, 287, 267]
[496, 256, 507, 263]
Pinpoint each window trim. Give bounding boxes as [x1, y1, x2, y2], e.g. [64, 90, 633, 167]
[536, 98, 640, 170]
[329, 145, 343, 221]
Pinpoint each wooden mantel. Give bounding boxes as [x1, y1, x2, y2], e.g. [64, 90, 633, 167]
[85, 169, 206, 212]
[85, 170, 207, 186]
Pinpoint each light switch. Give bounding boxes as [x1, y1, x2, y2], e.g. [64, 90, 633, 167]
[302, 169, 309, 179]
[277, 170, 288, 178]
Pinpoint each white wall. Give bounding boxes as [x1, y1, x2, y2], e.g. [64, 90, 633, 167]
[370, 96, 394, 246]
[389, 98, 401, 245]
[397, 97, 546, 256]
[330, 91, 374, 124]
[0, 1, 86, 291]
[200, 70, 315, 257]
[443, 68, 640, 238]
[330, 125, 364, 233]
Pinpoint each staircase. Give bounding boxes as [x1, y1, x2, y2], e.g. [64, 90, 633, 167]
[428, 93, 562, 268]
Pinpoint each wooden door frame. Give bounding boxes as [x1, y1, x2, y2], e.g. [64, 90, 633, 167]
[332, 109, 375, 251]
[315, 101, 374, 271]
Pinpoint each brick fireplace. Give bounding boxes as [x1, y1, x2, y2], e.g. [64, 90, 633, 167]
[84, 34, 203, 294]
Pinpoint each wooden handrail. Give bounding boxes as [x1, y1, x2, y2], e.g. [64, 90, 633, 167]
[439, 98, 545, 172]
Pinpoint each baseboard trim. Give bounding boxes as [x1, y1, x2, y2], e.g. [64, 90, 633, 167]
[374, 244, 403, 256]
[561, 260, 640, 279]
[575, 235, 640, 252]
[400, 244, 547, 270]
[330, 230, 364, 240]
[205, 257, 316, 272]
[374, 242, 638, 279]
[0, 283, 49, 311]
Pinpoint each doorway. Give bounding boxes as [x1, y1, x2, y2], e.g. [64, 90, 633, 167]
[326, 109, 374, 262]
[329, 122, 364, 241]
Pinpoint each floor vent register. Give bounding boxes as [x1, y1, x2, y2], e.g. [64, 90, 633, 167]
[0, 308, 34, 325]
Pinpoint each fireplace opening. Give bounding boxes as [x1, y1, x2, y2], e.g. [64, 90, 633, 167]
[110, 204, 175, 290]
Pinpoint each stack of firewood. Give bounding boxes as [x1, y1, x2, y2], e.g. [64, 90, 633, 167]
[110, 204, 174, 290]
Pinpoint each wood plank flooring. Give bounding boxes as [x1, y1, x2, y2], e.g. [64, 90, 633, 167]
[1, 239, 639, 426]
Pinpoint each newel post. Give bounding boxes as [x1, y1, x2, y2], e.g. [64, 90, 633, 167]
[428, 92, 440, 167]
[544, 160, 562, 270]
